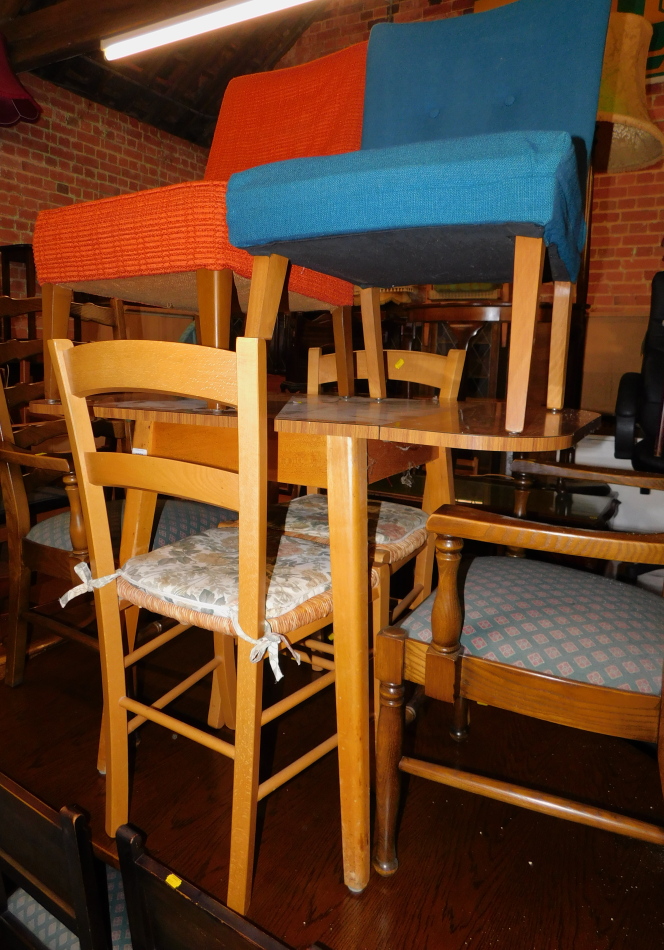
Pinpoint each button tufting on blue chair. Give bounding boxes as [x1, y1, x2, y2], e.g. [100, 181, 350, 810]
[226, 0, 611, 432]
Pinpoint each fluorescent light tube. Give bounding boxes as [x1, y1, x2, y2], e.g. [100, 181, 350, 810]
[102, 0, 317, 61]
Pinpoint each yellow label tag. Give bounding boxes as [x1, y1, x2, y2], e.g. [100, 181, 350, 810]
[394, 358, 405, 369]
[165, 874, 182, 889]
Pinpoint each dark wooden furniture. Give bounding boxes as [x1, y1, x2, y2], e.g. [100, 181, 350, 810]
[373, 503, 664, 876]
[116, 824, 323, 950]
[0, 770, 109, 950]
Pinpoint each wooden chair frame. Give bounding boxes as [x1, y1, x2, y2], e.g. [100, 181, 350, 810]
[0, 770, 109, 950]
[373, 504, 664, 875]
[50, 335, 338, 915]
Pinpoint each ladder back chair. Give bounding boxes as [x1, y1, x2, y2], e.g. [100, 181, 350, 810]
[50, 335, 369, 915]
[373, 504, 664, 875]
[33, 42, 368, 403]
[0, 771, 110, 950]
[116, 824, 324, 950]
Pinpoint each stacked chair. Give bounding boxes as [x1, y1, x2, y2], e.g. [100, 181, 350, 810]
[226, 0, 611, 432]
[32, 42, 369, 405]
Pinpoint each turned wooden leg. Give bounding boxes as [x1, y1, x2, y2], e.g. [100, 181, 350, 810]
[372, 562, 391, 735]
[506, 470, 533, 558]
[373, 626, 407, 876]
[450, 696, 470, 742]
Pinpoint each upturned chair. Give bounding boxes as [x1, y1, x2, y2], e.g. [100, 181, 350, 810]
[0, 770, 109, 950]
[116, 824, 324, 950]
[372, 504, 664, 876]
[50, 335, 369, 915]
[0, 334, 233, 687]
[226, 0, 611, 432]
[32, 42, 368, 404]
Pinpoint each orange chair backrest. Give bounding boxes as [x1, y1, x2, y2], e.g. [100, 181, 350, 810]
[205, 41, 367, 182]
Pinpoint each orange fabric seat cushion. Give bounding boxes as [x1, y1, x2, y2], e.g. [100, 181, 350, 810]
[33, 179, 351, 307]
[33, 41, 368, 310]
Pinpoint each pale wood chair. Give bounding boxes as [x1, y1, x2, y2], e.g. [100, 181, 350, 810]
[373, 504, 664, 876]
[50, 335, 356, 915]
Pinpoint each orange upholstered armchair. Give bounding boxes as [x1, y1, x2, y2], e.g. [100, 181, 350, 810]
[33, 42, 367, 400]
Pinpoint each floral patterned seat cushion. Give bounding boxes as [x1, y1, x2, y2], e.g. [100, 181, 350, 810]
[26, 499, 236, 552]
[267, 494, 429, 563]
[118, 525, 376, 629]
[401, 556, 664, 695]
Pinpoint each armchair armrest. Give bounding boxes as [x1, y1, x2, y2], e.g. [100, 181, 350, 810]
[615, 371, 641, 459]
[427, 504, 664, 565]
[511, 458, 664, 490]
[0, 441, 71, 473]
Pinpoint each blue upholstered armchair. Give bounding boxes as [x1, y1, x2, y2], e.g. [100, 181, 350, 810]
[227, 0, 611, 432]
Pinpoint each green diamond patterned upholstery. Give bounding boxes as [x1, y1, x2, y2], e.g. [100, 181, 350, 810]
[401, 557, 664, 695]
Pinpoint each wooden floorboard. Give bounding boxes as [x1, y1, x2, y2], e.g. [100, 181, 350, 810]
[1, 630, 664, 950]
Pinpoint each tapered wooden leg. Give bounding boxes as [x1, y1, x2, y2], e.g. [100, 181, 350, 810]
[96, 584, 130, 838]
[327, 435, 371, 893]
[373, 626, 407, 876]
[5, 560, 31, 687]
[332, 306, 355, 397]
[43, 284, 72, 403]
[244, 255, 289, 340]
[372, 563, 391, 734]
[196, 269, 233, 349]
[505, 237, 545, 433]
[208, 632, 237, 731]
[359, 288, 386, 399]
[227, 639, 263, 914]
[547, 281, 574, 411]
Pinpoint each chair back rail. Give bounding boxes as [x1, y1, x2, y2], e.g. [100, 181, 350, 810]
[310, 347, 465, 400]
[0, 771, 109, 950]
[117, 824, 323, 950]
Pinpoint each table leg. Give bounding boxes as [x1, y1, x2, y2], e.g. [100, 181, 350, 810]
[326, 434, 371, 893]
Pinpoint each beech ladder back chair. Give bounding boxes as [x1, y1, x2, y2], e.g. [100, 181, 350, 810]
[50, 335, 362, 916]
[373, 503, 664, 875]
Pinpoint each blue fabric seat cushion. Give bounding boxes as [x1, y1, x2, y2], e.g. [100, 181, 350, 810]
[401, 557, 664, 695]
[227, 130, 583, 284]
[26, 498, 236, 552]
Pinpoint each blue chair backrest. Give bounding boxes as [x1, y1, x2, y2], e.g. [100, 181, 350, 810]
[362, 0, 611, 178]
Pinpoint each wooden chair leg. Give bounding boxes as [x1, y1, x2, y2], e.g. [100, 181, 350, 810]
[208, 632, 237, 731]
[450, 696, 470, 742]
[372, 626, 407, 876]
[547, 281, 574, 411]
[227, 639, 263, 915]
[43, 284, 73, 403]
[196, 269, 233, 349]
[359, 287, 387, 399]
[505, 236, 545, 433]
[331, 306, 355, 398]
[244, 255, 289, 340]
[412, 536, 435, 608]
[372, 563, 391, 734]
[4, 561, 31, 687]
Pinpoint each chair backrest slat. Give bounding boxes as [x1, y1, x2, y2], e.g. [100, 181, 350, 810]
[63, 339, 238, 407]
[85, 453, 240, 512]
[311, 347, 465, 400]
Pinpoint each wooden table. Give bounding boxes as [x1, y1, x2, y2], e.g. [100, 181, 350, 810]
[40, 390, 600, 895]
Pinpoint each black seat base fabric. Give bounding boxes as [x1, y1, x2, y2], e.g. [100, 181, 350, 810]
[245, 222, 569, 288]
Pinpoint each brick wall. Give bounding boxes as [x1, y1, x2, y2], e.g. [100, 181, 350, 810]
[278, 0, 664, 319]
[1, 73, 208, 260]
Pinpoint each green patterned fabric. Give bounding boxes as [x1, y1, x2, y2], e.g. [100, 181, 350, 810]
[401, 556, 664, 695]
[6, 866, 131, 950]
[26, 500, 236, 552]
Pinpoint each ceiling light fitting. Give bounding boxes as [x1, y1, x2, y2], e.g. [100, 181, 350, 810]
[102, 0, 317, 61]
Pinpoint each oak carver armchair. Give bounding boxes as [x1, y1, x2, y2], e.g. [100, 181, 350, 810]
[226, 0, 612, 433]
[373, 504, 664, 876]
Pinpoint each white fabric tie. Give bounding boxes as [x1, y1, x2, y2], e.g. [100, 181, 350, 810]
[230, 608, 300, 683]
[59, 561, 119, 608]
[59, 563, 300, 682]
